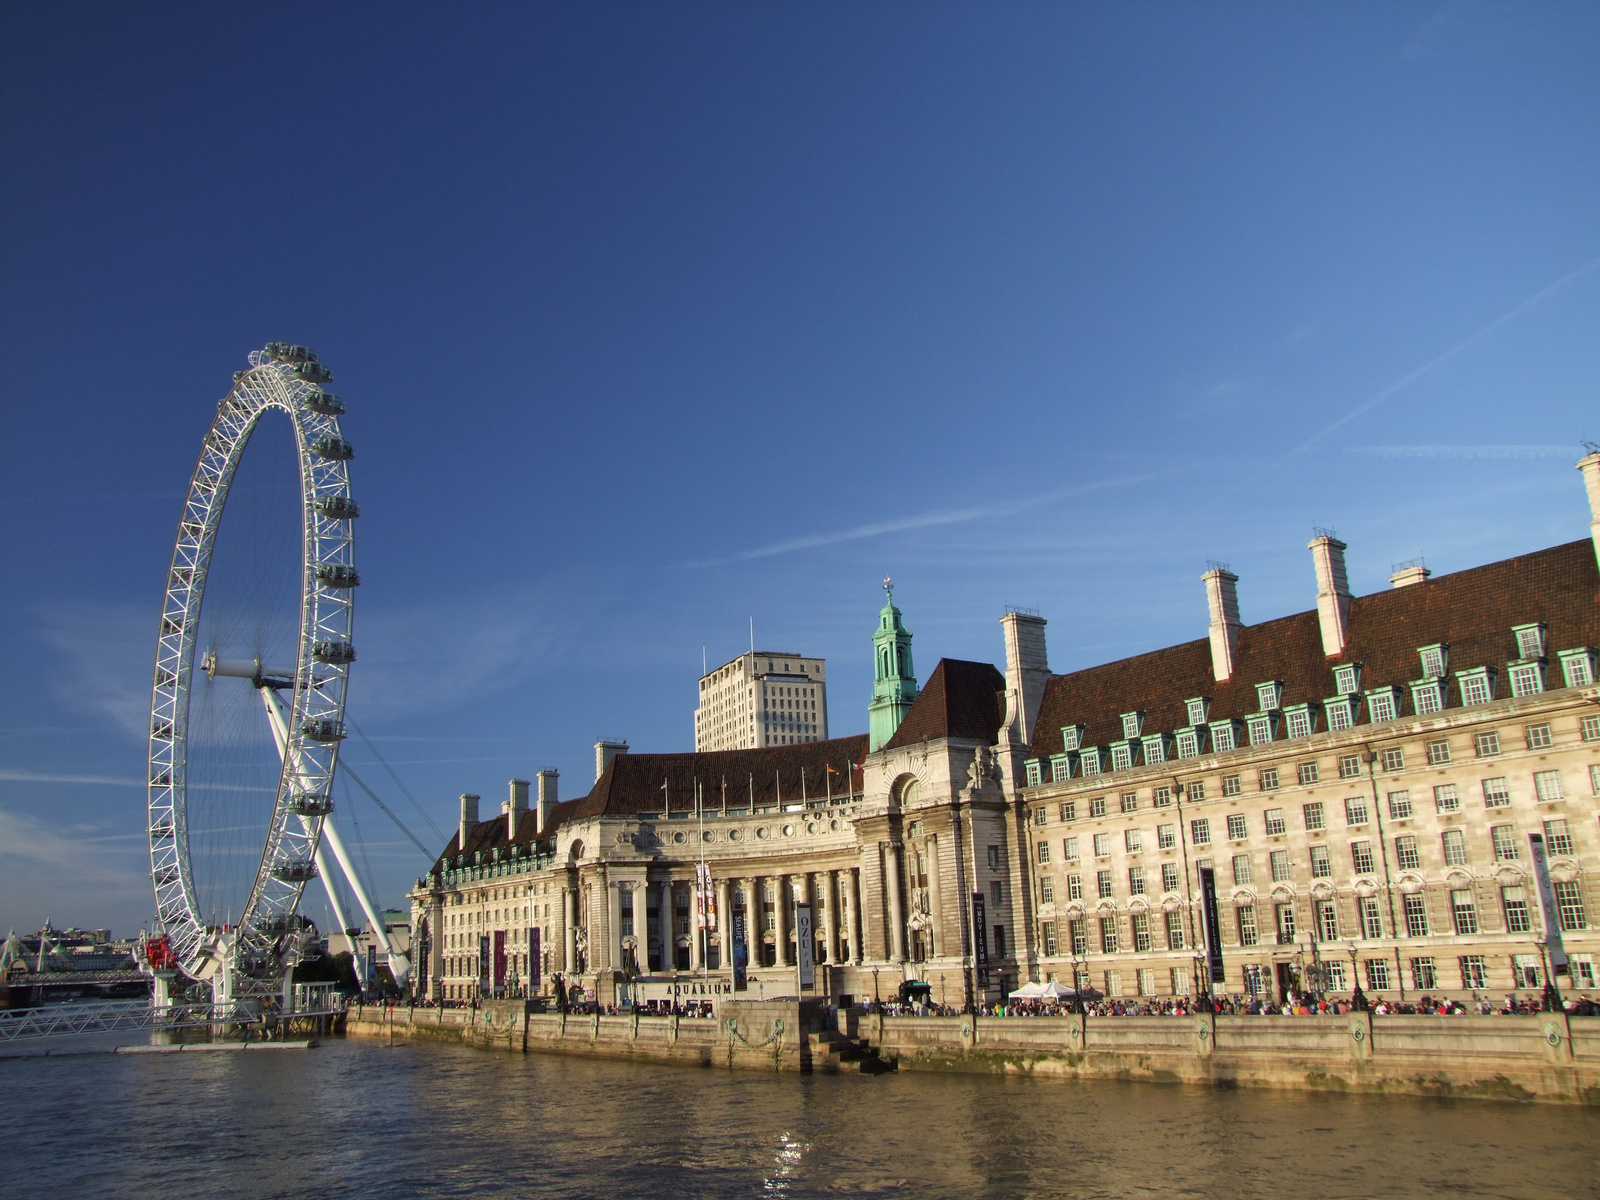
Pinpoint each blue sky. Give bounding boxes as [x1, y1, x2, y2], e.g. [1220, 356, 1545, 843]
[3, 3, 1598, 935]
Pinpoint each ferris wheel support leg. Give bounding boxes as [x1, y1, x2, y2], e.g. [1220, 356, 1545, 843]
[319, 818, 411, 988]
[258, 685, 409, 989]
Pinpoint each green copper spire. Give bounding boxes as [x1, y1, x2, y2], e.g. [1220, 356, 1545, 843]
[868, 577, 918, 751]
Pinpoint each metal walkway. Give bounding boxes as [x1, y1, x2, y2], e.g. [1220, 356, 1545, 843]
[0, 999, 342, 1043]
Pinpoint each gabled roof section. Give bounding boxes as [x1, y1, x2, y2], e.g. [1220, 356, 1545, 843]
[1029, 539, 1600, 758]
[577, 735, 870, 819]
[883, 658, 1006, 750]
[430, 735, 874, 869]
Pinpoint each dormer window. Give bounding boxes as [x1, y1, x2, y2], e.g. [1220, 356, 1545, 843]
[1185, 697, 1209, 726]
[1049, 753, 1076, 783]
[1110, 741, 1137, 772]
[1079, 747, 1104, 776]
[1365, 685, 1401, 724]
[1418, 644, 1447, 680]
[1209, 718, 1240, 753]
[1255, 681, 1281, 711]
[1324, 694, 1359, 731]
[1410, 678, 1445, 716]
[1024, 759, 1043, 787]
[1333, 664, 1361, 696]
[1457, 666, 1495, 707]
[1060, 724, 1084, 752]
[1120, 712, 1145, 739]
[1557, 648, 1595, 688]
[1283, 703, 1319, 739]
[1513, 623, 1546, 660]
[1246, 713, 1277, 746]
[1141, 733, 1169, 765]
[1175, 727, 1205, 759]
[1508, 661, 1544, 698]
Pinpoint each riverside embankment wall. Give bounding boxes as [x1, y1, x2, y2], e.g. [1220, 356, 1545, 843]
[346, 1003, 1600, 1104]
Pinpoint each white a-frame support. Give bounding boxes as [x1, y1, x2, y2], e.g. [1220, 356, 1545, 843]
[258, 687, 411, 987]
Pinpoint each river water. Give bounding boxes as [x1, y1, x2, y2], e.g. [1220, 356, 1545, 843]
[4, 1037, 1596, 1199]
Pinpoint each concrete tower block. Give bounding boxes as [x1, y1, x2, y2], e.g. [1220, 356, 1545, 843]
[1202, 567, 1241, 682]
[536, 769, 559, 835]
[1579, 451, 1600, 571]
[507, 778, 530, 839]
[1308, 535, 1352, 657]
[458, 793, 480, 853]
[1000, 611, 1049, 746]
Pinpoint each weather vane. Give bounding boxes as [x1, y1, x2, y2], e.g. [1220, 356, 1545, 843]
[883, 575, 893, 599]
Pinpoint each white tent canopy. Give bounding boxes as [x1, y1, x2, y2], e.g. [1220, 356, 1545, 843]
[1008, 980, 1076, 1001]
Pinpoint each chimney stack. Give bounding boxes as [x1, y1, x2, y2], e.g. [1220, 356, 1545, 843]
[458, 793, 480, 853]
[536, 769, 559, 835]
[1308, 534, 1352, 657]
[506, 778, 530, 840]
[1579, 450, 1600, 572]
[594, 740, 628, 782]
[1202, 566, 1241, 682]
[1389, 561, 1431, 588]
[999, 610, 1049, 746]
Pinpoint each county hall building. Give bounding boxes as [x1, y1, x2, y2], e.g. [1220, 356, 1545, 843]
[410, 452, 1600, 1009]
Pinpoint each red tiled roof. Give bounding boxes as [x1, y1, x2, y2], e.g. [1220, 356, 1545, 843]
[883, 658, 1007, 750]
[431, 735, 871, 870]
[1029, 539, 1600, 758]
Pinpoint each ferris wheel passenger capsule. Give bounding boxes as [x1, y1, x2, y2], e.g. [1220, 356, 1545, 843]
[311, 436, 354, 462]
[270, 860, 318, 884]
[301, 718, 347, 743]
[313, 494, 360, 519]
[303, 389, 345, 415]
[312, 640, 356, 664]
[288, 792, 333, 816]
[315, 563, 360, 588]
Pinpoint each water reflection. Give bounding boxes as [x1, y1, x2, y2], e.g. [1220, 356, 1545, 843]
[4, 1038, 1595, 1198]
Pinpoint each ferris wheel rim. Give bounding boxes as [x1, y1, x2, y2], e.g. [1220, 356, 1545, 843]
[146, 345, 357, 982]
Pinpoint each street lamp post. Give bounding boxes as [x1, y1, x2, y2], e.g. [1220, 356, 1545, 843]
[1347, 945, 1368, 1012]
[1536, 942, 1563, 1013]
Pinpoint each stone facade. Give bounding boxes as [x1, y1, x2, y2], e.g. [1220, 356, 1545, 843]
[410, 453, 1600, 1013]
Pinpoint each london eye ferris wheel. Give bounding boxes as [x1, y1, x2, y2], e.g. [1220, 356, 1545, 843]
[146, 343, 406, 997]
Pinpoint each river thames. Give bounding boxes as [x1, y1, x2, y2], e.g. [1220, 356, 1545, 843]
[5, 1038, 1596, 1198]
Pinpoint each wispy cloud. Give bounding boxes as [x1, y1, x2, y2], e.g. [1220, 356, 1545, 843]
[0, 769, 143, 787]
[1346, 444, 1580, 460]
[682, 475, 1156, 568]
[0, 807, 152, 931]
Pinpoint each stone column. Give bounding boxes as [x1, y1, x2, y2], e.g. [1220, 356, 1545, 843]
[563, 887, 576, 973]
[819, 871, 837, 964]
[609, 878, 624, 974]
[848, 867, 864, 964]
[774, 874, 790, 966]
[927, 837, 944, 959]
[660, 880, 676, 971]
[887, 843, 907, 963]
[716, 877, 733, 969]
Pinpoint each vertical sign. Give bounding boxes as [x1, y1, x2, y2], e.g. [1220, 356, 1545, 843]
[1528, 833, 1569, 970]
[478, 934, 490, 995]
[366, 943, 377, 989]
[732, 911, 749, 991]
[1198, 865, 1225, 984]
[971, 893, 989, 987]
[796, 903, 815, 991]
[493, 930, 507, 990]
[530, 926, 542, 991]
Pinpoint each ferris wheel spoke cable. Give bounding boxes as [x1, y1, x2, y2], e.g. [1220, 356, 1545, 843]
[338, 761, 437, 860]
[346, 716, 447, 845]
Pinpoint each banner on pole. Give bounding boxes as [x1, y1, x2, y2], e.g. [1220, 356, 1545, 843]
[971, 893, 989, 987]
[1528, 833, 1569, 970]
[796, 902, 815, 991]
[732, 911, 749, 991]
[478, 934, 491, 994]
[1198, 865, 1225, 984]
[530, 926, 542, 991]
